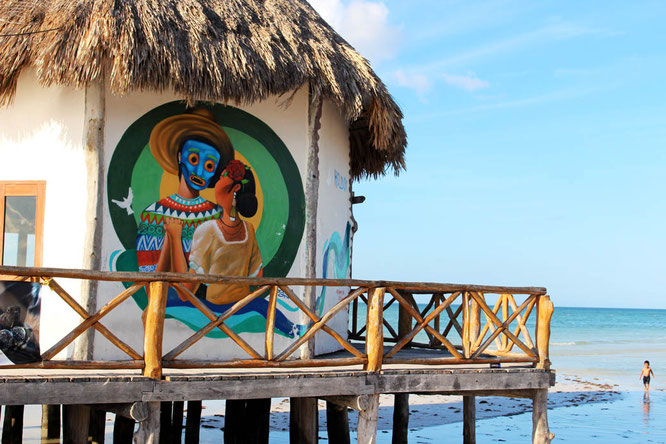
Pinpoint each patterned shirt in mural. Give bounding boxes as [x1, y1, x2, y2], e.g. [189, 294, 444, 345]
[136, 194, 222, 272]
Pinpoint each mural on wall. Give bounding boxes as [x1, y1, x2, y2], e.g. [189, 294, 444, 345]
[107, 102, 305, 337]
[0, 281, 40, 364]
[316, 222, 351, 315]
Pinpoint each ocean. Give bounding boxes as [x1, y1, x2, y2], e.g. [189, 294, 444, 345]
[354, 306, 666, 443]
[273, 305, 666, 443]
[392, 306, 666, 444]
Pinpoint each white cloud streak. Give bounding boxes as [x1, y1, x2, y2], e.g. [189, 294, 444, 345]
[442, 73, 490, 92]
[308, 0, 401, 63]
[393, 70, 431, 96]
[413, 22, 613, 73]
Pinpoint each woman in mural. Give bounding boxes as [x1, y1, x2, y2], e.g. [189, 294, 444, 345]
[165, 161, 296, 335]
[136, 108, 233, 276]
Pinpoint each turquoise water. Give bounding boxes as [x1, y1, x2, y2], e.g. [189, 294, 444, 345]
[412, 306, 666, 443]
[394, 306, 666, 443]
[273, 305, 666, 443]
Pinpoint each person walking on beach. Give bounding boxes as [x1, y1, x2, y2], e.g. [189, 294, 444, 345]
[639, 360, 655, 392]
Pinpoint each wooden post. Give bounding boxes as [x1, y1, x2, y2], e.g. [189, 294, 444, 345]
[290, 83, 323, 444]
[463, 396, 476, 444]
[326, 402, 350, 444]
[392, 292, 412, 444]
[41, 405, 61, 444]
[501, 294, 509, 351]
[113, 415, 135, 444]
[2, 405, 24, 444]
[469, 298, 481, 353]
[462, 292, 470, 358]
[134, 402, 161, 444]
[532, 389, 554, 444]
[75, 75, 106, 361]
[89, 409, 106, 444]
[159, 402, 172, 444]
[265, 286, 278, 360]
[172, 401, 184, 444]
[63, 404, 91, 444]
[301, 82, 323, 360]
[357, 394, 379, 444]
[536, 295, 554, 370]
[365, 287, 385, 372]
[143, 281, 168, 379]
[289, 398, 318, 444]
[184, 401, 201, 444]
[432, 293, 441, 346]
[224, 399, 271, 444]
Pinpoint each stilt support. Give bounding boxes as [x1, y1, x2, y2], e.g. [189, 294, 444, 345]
[289, 397, 317, 444]
[326, 401, 350, 444]
[89, 408, 106, 444]
[184, 400, 201, 444]
[172, 401, 184, 444]
[134, 401, 161, 444]
[63, 404, 90, 444]
[357, 394, 379, 444]
[224, 398, 270, 444]
[41, 405, 61, 443]
[463, 395, 476, 444]
[532, 389, 554, 444]
[2, 405, 24, 444]
[113, 415, 135, 444]
[392, 394, 409, 444]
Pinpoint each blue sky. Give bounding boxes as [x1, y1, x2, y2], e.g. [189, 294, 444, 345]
[309, 0, 666, 308]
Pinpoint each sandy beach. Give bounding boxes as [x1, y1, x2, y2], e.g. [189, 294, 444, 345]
[194, 372, 622, 437]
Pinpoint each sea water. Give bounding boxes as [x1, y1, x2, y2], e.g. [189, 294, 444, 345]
[370, 306, 666, 443]
[271, 306, 666, 443]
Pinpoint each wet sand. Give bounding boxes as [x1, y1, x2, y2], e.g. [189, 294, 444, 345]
[195, 373, 622, 436]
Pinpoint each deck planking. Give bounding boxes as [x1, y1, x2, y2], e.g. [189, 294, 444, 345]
[0, 347, 555, 406]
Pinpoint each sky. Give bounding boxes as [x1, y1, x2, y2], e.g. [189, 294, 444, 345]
[308, 0, 666, 309]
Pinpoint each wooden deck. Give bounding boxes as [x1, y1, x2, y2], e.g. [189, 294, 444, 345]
[0, 347, 555, 406]
[0, 266, 556, 442]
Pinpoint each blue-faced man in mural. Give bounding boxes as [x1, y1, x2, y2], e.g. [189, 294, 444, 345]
[136, 108, 233, 276]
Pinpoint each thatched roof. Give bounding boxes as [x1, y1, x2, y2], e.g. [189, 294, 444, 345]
[0, 0, 406, 178]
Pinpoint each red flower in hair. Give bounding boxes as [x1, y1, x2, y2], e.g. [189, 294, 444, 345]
[225, 160, 246, 181]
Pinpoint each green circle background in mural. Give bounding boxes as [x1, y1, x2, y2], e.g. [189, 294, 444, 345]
[107, 102, 305, 318]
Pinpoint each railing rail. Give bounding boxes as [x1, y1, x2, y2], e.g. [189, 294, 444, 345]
[0, 266, 553, 379]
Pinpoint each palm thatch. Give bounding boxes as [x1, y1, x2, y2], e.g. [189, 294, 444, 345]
[0, 0, 406, 178]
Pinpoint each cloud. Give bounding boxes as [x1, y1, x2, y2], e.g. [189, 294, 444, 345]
[413, 21, 614, 73]
[394, 70, 431, 96]
[308, 0, 401, 63]
[442, 73, 490, 92]
[409, 83, 618, 122]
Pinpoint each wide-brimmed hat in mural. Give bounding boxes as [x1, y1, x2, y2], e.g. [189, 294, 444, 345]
[149, 108, 234, 175]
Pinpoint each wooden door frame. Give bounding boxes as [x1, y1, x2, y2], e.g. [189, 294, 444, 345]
[0, 180, 46, 268]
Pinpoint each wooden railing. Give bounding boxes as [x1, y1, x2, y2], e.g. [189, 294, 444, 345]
[0, 266, 553, 379]
[349, 289, 554, 368]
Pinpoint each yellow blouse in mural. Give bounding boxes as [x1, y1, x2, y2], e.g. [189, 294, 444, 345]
[188, 220, 263, 305]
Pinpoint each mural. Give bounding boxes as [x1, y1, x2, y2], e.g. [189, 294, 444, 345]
[0, 281, 40, 364]
[316, 222, 352, 315]
[107, 103, 305, 337]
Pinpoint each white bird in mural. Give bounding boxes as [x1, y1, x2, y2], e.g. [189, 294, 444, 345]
[112, 187, 134, 215]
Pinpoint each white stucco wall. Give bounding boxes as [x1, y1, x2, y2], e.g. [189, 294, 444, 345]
[315, 98, 352, 355]
[1, 71, 353, 362]
[0, 70, 88, 359]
